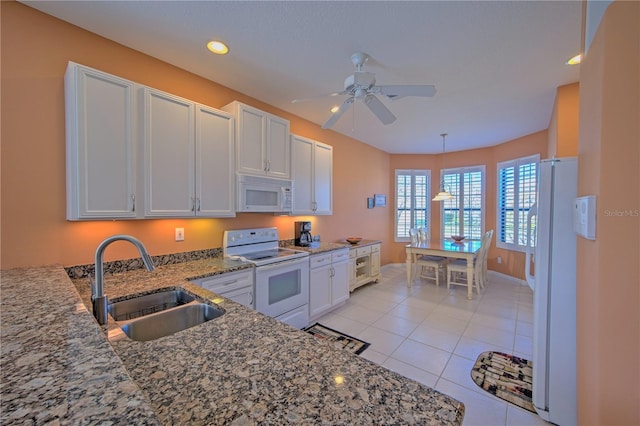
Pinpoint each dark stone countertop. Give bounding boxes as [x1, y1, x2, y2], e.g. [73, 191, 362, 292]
[1, 256, 464, 425]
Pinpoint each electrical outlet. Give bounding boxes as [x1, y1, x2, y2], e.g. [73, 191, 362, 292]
[175, 228, 185, 242]
[497, 256, 502, 264]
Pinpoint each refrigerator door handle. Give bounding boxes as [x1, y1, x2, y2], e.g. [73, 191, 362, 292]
[525, 202, 537, 289]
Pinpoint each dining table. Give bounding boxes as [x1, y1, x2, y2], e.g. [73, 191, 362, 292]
[406, 239, 483, 299]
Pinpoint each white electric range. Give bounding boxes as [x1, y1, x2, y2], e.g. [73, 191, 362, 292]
[223, 228, 310, 328]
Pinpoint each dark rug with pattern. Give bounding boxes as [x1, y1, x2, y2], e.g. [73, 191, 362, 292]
[470, 351, 535, 413]
[304, 323, 370, 355]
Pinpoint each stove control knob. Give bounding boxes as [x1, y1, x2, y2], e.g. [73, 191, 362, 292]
[238, 233, 243, 240]
[230, 236, 235, 242]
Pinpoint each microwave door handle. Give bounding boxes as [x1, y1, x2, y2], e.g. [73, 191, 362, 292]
[280, 187, 286, 211]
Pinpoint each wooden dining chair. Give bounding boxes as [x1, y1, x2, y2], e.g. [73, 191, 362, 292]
[446, 230, 494, 293]
[410, 228, 448, 286]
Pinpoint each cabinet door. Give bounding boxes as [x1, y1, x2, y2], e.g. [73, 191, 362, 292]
[265, 115, 290, 179]
[348, 258, 357, 290]
[331, 260, 349, 305]
[195, 105, 235, 217]
[309, 264, 332, 318]
[371, 251, 381, 277]
[291, 135, 314, 214]
[218, 286, 254, 309]
[65, 63, 137, 220]
[313, 141, 333, 215]
[143, 88, 195, 216]
[236, 105, 266, 176]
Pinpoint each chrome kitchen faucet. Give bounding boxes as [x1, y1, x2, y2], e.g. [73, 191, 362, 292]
[91, 235, 155, 325]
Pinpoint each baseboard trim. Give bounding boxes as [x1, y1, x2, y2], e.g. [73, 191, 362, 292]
[487, 270, 527, 286]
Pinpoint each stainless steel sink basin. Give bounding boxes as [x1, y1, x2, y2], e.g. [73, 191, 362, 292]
[108, 289, 196, 321]
[107, 288, 225, 341]
[119, 303, 223, 341]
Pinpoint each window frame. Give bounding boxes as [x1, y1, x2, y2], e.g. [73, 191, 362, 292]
[496, 154, 540, 252]
[439, 165, 486, 241]
[394, 169, 431, 243]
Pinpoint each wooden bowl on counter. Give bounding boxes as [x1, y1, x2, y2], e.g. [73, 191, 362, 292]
[346, 237, 362, 245]
[451, 235, 466, 243]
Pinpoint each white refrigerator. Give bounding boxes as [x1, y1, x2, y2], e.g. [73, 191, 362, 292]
[525, 157, 577, 425]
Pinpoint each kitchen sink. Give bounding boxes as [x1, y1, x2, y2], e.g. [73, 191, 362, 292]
[107, 288, 225, 341]
[119, 303, 223, 341]
[108, 289, 196, 321]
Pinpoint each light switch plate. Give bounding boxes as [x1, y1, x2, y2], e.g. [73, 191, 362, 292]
[574, 196, 596, 240]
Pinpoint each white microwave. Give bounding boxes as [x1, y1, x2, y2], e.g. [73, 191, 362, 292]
[237, 174, 292, 213]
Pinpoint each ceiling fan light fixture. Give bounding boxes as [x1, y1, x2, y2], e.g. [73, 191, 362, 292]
[206, 40, 229, 55]
[566, 53, 581, 65]
[330, 105, 340, 113]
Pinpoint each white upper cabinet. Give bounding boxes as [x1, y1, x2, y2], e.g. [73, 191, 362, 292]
[143, 88, 195, 217]
[65, 62, 137, 220]
[65, 62, 235, 220]
[142, 88, 235, 218]
[223, 101, 290, 179]
[291, 134, 333, 215]
[195, 104, 235, 217]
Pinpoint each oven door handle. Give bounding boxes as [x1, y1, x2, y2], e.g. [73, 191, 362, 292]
[256, 257, 308, 271]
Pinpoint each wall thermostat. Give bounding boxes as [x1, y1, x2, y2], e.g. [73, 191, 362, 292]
[574, 196, 596, 240]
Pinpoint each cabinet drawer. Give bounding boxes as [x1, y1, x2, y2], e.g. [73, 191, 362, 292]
[332, 249, 349, 262]
[191, 269, 253, 294]
[371, 244, 380, 253]
[356, 246, 371, 256]
[310, 253, 332, 269]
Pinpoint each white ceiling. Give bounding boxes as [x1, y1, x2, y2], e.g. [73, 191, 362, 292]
[23, 0, 582, 154]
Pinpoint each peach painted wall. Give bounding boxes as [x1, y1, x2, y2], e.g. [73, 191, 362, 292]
[548, 82, 580, 157]
[0, 2, 391, 268]
[576, 1, 640, 424]
[388, 130, 548, 279]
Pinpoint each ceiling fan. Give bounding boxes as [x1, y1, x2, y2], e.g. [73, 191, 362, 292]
[292, 52, 436, 129]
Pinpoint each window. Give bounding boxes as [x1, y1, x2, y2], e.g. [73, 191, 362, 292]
[440, 166, 485, 240]
[497, 155, 539, 251]
[395, 170, 430, 242]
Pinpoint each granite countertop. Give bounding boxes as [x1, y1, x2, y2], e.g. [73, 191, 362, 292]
[1, 257, 464, 425]
[286, 239, 382, 255]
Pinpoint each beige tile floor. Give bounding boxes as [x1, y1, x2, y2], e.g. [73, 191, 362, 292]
[317, 263, 550, 426]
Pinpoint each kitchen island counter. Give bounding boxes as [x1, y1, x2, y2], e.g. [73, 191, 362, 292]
[2, 258, 464, 425]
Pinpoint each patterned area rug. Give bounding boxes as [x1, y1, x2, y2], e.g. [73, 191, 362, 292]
[470, 351, 535, 413]
[304, 323, 370, 355]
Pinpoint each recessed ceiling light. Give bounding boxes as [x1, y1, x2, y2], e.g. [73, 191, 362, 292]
[330, 106, 340, 113]
[566, 54, 582, 65]
[207, 40, 229, 55]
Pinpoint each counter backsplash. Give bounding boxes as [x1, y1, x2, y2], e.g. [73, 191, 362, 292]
[65, 239, 297, 280]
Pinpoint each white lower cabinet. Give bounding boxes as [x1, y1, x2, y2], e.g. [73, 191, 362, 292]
[309, 249, 349, 321]
[190, 269, 254, 308]
[349, 243, 381, 292]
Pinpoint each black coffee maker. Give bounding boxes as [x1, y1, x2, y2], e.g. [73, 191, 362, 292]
[294, 221, 312, 246]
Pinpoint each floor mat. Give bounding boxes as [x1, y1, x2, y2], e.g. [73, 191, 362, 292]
[470, 351, 535, 413]
[304, 323, 370, 355]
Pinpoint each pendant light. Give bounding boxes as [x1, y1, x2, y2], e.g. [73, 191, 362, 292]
[432, 133, 454, 201]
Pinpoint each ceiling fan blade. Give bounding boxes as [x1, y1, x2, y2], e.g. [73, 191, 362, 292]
[374, 85, 436, 100]
[292, 91, 348, 103]
[364, 94, 396, 125]
[322, 97, 354, 129]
